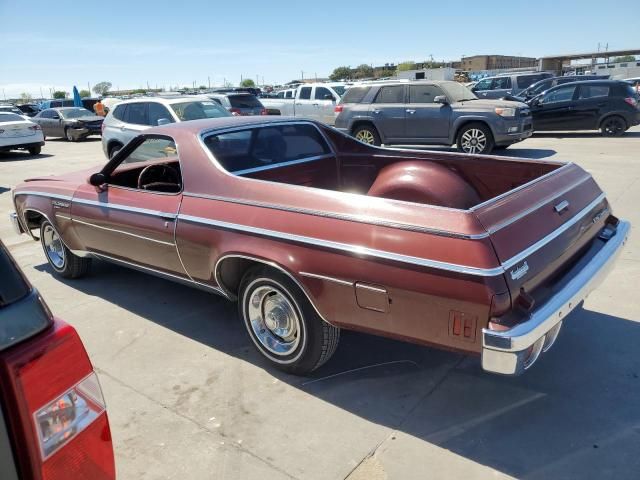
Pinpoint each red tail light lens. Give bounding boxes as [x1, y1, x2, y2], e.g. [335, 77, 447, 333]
[624, 97, 638, 108]
[334, 105, 344, 114]
[0, 319, 115, 479]
[260, 108, 268, 115]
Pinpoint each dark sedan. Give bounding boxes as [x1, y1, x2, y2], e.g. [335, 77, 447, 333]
[32, 107, 104, 141]
[529, 80, 640, 136]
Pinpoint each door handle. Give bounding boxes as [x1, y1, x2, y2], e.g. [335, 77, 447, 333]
[406, 109, 416, 114]
[159, 213, 176, 222]
[312, 103, 319, 106]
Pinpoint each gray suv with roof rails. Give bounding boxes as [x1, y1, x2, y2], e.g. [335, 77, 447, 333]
[334, 80, 532, 154]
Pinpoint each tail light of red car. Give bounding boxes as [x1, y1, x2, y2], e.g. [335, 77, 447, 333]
[624, 97, 639, 108]
[0, 317, 115, 480]
[334, 105, 344, 114]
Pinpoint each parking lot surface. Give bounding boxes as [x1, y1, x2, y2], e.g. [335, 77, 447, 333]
[1, 131, 639, 480]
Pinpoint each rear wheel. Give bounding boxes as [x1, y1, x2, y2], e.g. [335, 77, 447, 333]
[600, 116, 627, 136]
[238, 266, 340, 374]
[40, 221, 91, 278]
[352, 124, 381, 146]
[28, 145, 41, 155]
[456, 123, 494, 154]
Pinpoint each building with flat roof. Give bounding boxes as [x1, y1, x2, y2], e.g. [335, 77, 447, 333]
[460, 55, 537, 71]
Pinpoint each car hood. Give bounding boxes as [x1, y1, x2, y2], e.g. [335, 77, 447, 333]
[67, 115, 104, 123]
[24, 165, 103, 184]
[454, 98, 527, 110]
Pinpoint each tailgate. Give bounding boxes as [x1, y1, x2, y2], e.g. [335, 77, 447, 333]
[474, 163, 610, 300]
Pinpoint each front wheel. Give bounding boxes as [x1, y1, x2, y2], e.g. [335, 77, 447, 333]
[352, 124, 381, 146]
[65, 128, 77, 142]
[238, 266, 340, 374]
[600, 116, 627, 137]
[40, 221, 91, 278]
[456, 123, 494, 154]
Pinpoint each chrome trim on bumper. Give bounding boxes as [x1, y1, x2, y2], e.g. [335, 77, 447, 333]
[9, 212, 24, 235]
[482, 220, 630, 375]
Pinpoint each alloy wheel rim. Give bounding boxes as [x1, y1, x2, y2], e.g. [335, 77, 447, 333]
[355, 129, 375, 144]
[604, 119, 622, 135]
[461, 129, 487, 153]
[247, 285, 301, 356]
[66, 129, 73, 141]
[43, 224, 65, 269]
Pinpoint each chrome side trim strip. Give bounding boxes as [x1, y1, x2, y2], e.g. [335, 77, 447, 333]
[231, 154, 334, 176]
[71, 218, 176, 246]
[183, 192, 489, 240]
[298, 272, 354, 286]
[182, 214, 505, 277]
[15, 191, 74, 202]
[501, 193, 607, 270]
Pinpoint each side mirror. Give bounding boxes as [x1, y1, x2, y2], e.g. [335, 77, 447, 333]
[89, 172, 108, 187]
[157, 118, 171, 126]
[434, 95, 449, 105]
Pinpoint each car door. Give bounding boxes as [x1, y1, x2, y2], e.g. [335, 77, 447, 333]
[70, 135, 186, 276]
[531, 84, 579, 130]
[571, 84, 612, 130]
[295, 86, 315, 119]
[313, 86, 337, 125]
[120, 102, 150, 143]
[405, 84, 451, 140]
[487, 76, 513, 98]
[33, 110, 51, 136]
[370, 85, 406, 141]
[49, 110, 65, 137]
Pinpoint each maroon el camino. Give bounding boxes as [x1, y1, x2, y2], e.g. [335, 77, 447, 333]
[9, 117, 630, 376]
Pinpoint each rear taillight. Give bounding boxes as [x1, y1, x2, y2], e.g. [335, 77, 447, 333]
[624, 97, 638, 108]
[29, 125, 42, 131]
[260, 108, 268, 115]
[334, 105, 344, 114]
[0, 318, 115, 479]
[229, 108, 242, 116]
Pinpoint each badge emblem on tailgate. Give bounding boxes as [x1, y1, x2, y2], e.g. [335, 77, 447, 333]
[510, 261, 529, 280]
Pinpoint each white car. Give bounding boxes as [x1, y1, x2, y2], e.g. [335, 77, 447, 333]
[0, 112, 44, 155]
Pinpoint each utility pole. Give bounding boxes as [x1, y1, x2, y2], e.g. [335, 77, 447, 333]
[301, 71, 304, 81]
[2, 89, 5, 101]
[208, 76, 211, 88]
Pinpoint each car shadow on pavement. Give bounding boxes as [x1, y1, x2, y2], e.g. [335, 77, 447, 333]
[533, 131, 640, 139]
[0, 152, 54, 161]
[496, 148, 557, 159]
[47, 137, 102, 143]
[35, 259, 640, 479]
[0, 187, 9, 194]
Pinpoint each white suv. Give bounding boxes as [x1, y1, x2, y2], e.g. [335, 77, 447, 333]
[101, 95, 231, 158]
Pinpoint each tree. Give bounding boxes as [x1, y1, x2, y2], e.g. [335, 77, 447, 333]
[20, 92, 33, 103]
[354, 64, 374, 79]
[611, 55, 636, 63]
[92, 81, 112, 96]
[330, 66, 352, 81]
[79, 89, 91, 98]
[397, 61, 417, 72]
[198, 85, 207, 90]
[375, 69, 395, 79]
[53, 91, 68, 99]
[240, 78, 255, 87]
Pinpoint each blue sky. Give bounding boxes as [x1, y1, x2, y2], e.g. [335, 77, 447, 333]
[1, 0, 637, 98]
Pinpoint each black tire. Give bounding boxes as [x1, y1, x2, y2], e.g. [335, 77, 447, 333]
[456, 122, 494, 154]
[108, 143, 123, 159]
[352, 124, 381, 146]
[238, 266, 340, 375]
[65, 128, 76, 142]
[40, 221, 91, 279]
[28, 146, 41, 155]
[600, 115, 627, 137]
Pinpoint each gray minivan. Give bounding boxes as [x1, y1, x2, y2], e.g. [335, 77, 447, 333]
[471, 72, 553, 99]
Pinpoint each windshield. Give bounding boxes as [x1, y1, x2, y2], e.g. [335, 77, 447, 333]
[440, 82, 477, 102]
[526, 80, 552, 97]
[228, 95, 263, 109]
[331, 86, 347, 97]
[60, 108, 94, 119]
[171, 101, 231, 121]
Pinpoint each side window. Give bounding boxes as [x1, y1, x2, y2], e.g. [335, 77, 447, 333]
[374, 86, 405, 103]
[493, 77, 512, 89]
[542, 85, 576, 104]
[474, 78, 492, 90]
[116, 138, 178, 168]
[315, 87, 334, 100]
[578, 85, 610, 99]
[125, 103, 149, 125]
[299, 87, 312, 100]
[211, 98, 223, 105]
[408, 85, 444, 103]
[276, 92, 284, 98]
[148, 103, 174, 126]
[51, 101, 61, 108]
[39, 110, 51, 118]
[112, 104, 127, 121]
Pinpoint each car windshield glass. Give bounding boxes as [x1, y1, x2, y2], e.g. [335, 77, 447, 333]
[440, 82, 477, 101]
[0, 113, 25, 122]
[60, 108, 93, 119]
[331, 86, 346, 96]
[171, 101, 231, 120]
[228, 95, 262, 108]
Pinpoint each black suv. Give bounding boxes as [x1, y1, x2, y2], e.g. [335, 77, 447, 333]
[529, 80, 640, 136]
[509, 75, 609, 102]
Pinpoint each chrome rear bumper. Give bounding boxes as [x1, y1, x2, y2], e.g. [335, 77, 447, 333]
[482, 220, 631, 375]
[9, 212, 24, 235]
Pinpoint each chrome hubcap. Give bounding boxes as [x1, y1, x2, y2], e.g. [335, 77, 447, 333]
[247, 285, 300, 356]
[43, 224, 65, 269]
[461, 129, 487, 153]
[355, 129, 375, 144]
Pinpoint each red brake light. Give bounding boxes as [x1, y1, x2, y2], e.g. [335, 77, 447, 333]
[334, 105, 344, 114]
[0, 319, 115, 479]
[624, 97, 638, 108]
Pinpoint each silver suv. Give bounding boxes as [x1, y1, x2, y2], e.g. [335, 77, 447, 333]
[101, 95, 230, 158]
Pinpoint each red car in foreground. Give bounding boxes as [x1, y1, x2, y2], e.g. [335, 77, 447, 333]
[9, 117, 630, 376]
[0, 240, 115, 479]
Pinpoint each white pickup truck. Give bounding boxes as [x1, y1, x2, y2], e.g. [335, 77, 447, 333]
[261, 83, 348, 125]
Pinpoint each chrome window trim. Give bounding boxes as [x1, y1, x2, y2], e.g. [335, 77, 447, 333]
[231, 153, 335, 176]
[298, 272, 354, 286]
